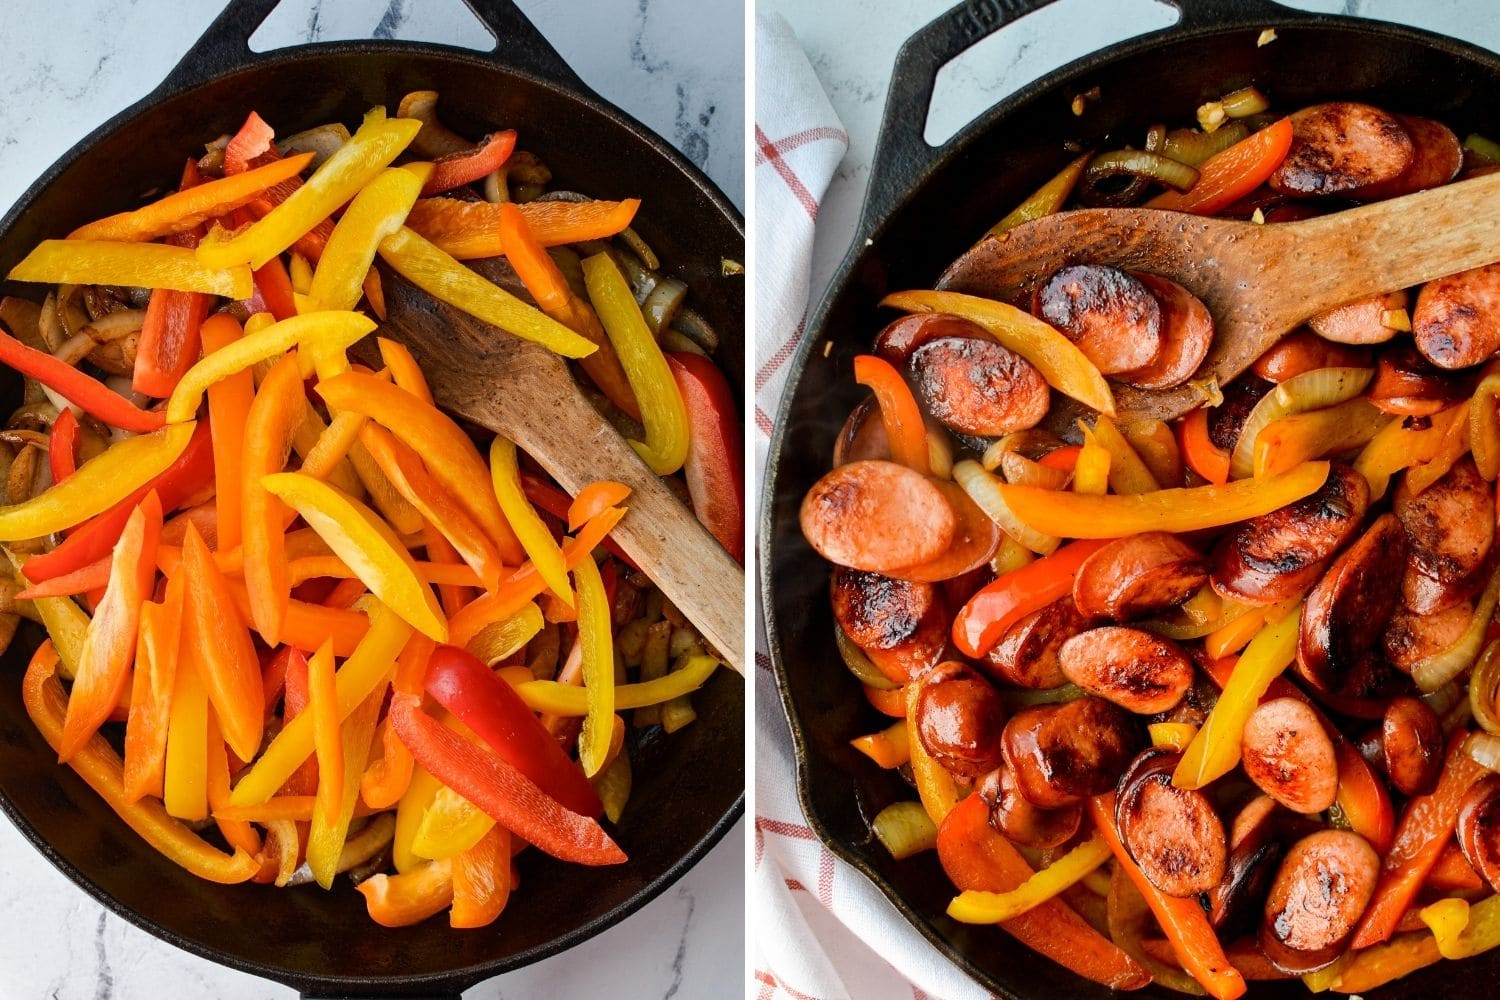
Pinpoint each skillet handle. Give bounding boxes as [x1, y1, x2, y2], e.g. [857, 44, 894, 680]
[462, 0, 590, 91]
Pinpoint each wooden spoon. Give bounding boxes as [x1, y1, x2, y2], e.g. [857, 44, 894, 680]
[938, 170, 1500, 426]
[377, 270, 745, 675]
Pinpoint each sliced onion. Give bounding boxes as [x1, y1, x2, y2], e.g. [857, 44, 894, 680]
[82, 308, 146, 343]
[1081, 148, 1200, 201]
[670, 306, 720, 352]
[1000, 451, 1070, 490]
[36, 292, 64, 352]
[277, 122, 351, 169]
[1472, 640, 1500, 735]
[1142, 589, 1253, 640]
[872, 801, 938, 860]
[926, 424, 954, 480]
[1422, 679, 1465, 722]
[1230, 367, 1373, 479]
[1466, 731, 1500, 773]
[1002, 683, 1085, 709]
[1162, 123, 1249, 167]
[836, 625, 896, 690]
[1221, 86, 1271, 118]
[640, 275, 687, 334]
[953, 459, 1060, 555]
[1412, 564, 1500, 692]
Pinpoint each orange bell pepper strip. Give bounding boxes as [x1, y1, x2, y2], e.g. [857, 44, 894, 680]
[241, 352, 303, 645]
[1354, 401, 1467, 500]
[850, 718, 911, 769]
[180, 523, 265, 761]
[1089, 793, 1246, 999]
[135, 158, 213, 398]
[1405, 399, 1473, 495]
[22, 642, 259, 883]
[307, 639, 343, 835]
[490, 436, 571, 603]
[1146, 117, 1293, 216]
[280, 649, 319, 796]
[122, 584, 181, 802]
[0, 330, 165, 433]
[853, 355, 929, 474]
[1427, 841, 1484, 891]
[361, 715, 416, 810]
[865, 683, 907, 718]
[568, 481, 631, 532]
[405, 196, 641, 260]
[8, 240, 252, 298]
[377, 337, 432, 401]
[521, 472, 639, 569]
[49, 408, 78, 483]
[287, 555, 481, 589]
[936, 793, 1150, 990]
[422, 130, 516, 196]
[199, 315, 253, 550]
[205, 714, 261, 857]
[1252, 398, 1391, 478]
[952, 538, 1113, 658]
[358, 859, 455, 927]
[423, 527, 470, 618]
[58, 491, 163, 761]
[308, 674, 386, 889]
[450, 825, 513, 928]
[1178, 408, 1231, 485]
[1038, 445, 1082, 471]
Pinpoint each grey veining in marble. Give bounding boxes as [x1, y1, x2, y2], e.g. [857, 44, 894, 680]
[0, 1, 743, 998]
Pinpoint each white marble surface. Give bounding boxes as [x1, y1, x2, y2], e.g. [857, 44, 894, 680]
[0, 1, 743, 998]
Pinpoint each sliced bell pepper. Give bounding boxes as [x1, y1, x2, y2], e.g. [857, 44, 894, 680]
[1253, 398, 1390, 478]
[357, 859, 454, 928]
[0, 329, 164, 432]
[568, 481, 631, 532]
[1146, 117, 1293, 216]
[852, 354, 927, 473]
[163, 590, 209, 821]
[287, 555, 480, 589]
[581, 252, 689, 474]
[122, 584, 181, 801]
[48, 408, 78, 483]
[308, 677, 385, 890]
[413, 783, 494, 862]
[8, 240, 251, 298]
[377, 337, 433, 401]
[1073, 428, 1112, 494]
[850, 718, 911, 769]
[135, 159, 212, 398]
[984, 152, 1091, 238]
[224, 110, 275, 174]
[405, 196, 641, 260]
[199, 315, 253, 550]
[1471, 363, 1500, 480]
[490, 437, 571, 603]
[1355, 401, 1466, 499]
[361, 715, 415, 810]
[5, 549, 89, 681]
[450, 825, 512, 928]
[952, 538, 1113, 658]
[1179, 407, 1231, 485]
[1425, 893, 1500, 959]
[906, 678, 959, 824]
[180, 523, 264, 761]
[1405, 399, 1472, 495]
[205, 714, 261, 857]
[1089, 415, 1160, 494]
[241, 352, 302, 645]
[394, 763, 444, 873]
[574, 553, 615, 779]
[422, 130, 515, 196]
[521, 472, 638, 569]
[308, 163, 429, 313]
[307, 639, 343, 837]
[511, 653, 719, 716]
[948, 833, 1111, 923]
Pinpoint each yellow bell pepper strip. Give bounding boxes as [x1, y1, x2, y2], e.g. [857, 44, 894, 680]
[983, 152, 1091, 238]
[8, 240, 252, 298]
[290, 251, 314, 293]
[413, 785, 494, 861]
[123, 585, 181, 801]
[308, 163, 430, 312]
[22, 642, 259, 883]
[204, 714, 260, 857]
[906, 678, 960, 824]
[574, 554, 616, 778]
[318, 372, 524, 564]
[850, 719, 912, 769]
[881, 289, 1116, 417]
[1424, 894, 1500, 959]
[240, 352, 302, 645]
[947, 833, 1112, 924]
[287, 555, 480, 589]
[166, 311, 375, 424]
[307, 639, 343, 837]
[581, 252, 691, 474]
[1073, 426, 1112, 495]
[1355, 401, 1465, 499]
[490, 437, 571, 603]
[394, 764, 444, 873]
[998, 460, 1331, 538]
[298, 408, 367, 493]
[0, 330, 164, 432]
[853, 354, 930, 474]
[1173, 601, 1303, 790]
[1253, 398, 1391, 477]
[510, 653, 720, 716]
[68, 153, 316, 242]
[308, 678, 386, 889]
[1470, 362, 1500, 480]
[1148, 722, 1199, 751]
[1087, 415, 1160, 494]
[1333, 932, 1441, 993]
[0, 422, 193, 542]
[163, 607, 209, 820]
[1405, 399, 1472, 495]
[6, 551, 89, 681]
[261, 472, 447, 641]
[197, 108, 421, 269]
[229, 602, 412, 806]
[357, 859, 454, 928]
[199, 314, 253, 551]
[405, 196, 641, 261]
[59, 491, 163, 762]
[376, 225, 597, 358]
[451, 825, 512, 929]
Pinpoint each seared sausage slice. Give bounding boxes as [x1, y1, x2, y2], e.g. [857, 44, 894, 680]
[1211, 462, 1370, 606]
[1116, 747, 1227, 897]
[801, 460, 956, 572]
[1380, 696, 1444, 796]
[1414, 263, 1500, 369]
[1269, 102, 1414, 197]
[1229, 794, 1283, 853]
[1458, 776, 1500, 894]
[981, 597, 1087, 690]
[830, 567, 947, 683]
[833, 397, 891, 466]
[1403, 557, 1485, 615]
[1296, 513, 1407, 692]
[1210, 839, 1285, 939]
[1209, 376, 1274, 453]
[1058, 627, 1194, 715]
[914, 662, 1008, 779]
[1034, 265, 1162, 374]
[1116, 273, 1214, 390]
[977, 763, 1082, 849]
[1356, 115, 1463, 201]
[1073, 531, 1207, 621]
[1240, 697, 1339, 814]
[892, 481, 1001, 583]
[873, 312, 989, 367]
[908, 336, 1049, 437]
[1252, 329, 1372, 383]
[1261, 831, 1380, 973]
[1315, 649, 1416, 721]
[1002, 697, 1140, 809]
[1369, 343, 1472, 416]
[1383, 600, 1472, 671]
[1309, 290, 1408, 347]
[1394, 456, 1494, 584]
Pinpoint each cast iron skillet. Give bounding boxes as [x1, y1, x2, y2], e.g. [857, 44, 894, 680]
[0, 0, 743, 995]
[762, 1, 1500, 996]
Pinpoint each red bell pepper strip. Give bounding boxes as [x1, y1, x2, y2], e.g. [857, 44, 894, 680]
[421, 130, 516, 196]
[16, 554, 113, 600]
[519, 472, 638, 570]
[853, 354, 928, 474]
[252, 256, 299, 322]
[1179, 408, 1231, 485]
[49, 408, 79, 483]
[223, 112, 334, 262]
[134, 159, 212, 398]
[180, 523, 265, 762]
[668, 352, 744, 563]
[424, 644, 602, 818]
[224, 111, 275, 175]
[389, 692, 624, 866]
[1146, 117, 1294, 216]
[0, 331, 164, 433]
[1038, 444, 1081, 472]
[952, 538, 1113, 658]
[281, 649, 319, 796]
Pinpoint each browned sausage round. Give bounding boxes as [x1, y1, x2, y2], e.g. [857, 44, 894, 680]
[1414, 262, 1500, 369]
[1403, 557, 1485, 615]
[981, 596, 1087, 690]
[1034, 265, 1162, 374]
[1115, 747, 1227, 897]
[801, 460, 957, 572]
[1296, 513, 1408, 693]
[1211, 462, 1370, 606]
[833, 397, 891, 466]
[1355, 115, 1463, 201]
[1001, 696, 1140, 809]
[977, 762, 1082, 849]
[914, 662, 1008, 779]
[1316, 649, 1417, 721]
[1380, 696, 1444, 796]
[1309, 291, 1409, 347]
[1210, 835, 1285, 939]
[1261, 830, 1380, 972]
[830, 567, 948, 683]
[1116, 273, 1214, 390]
[1458, 775, 1500, 894]
[1209, 377, 1274, 452]
[1229, 794, 1282, 852]
[1269, 102, 1415, 197]
[1058, 627, 1194, 715]
[873, 312, 988, 367]
[1394, 456, 1494, 584]
[1240, 697, 1339, 814]
[1382, 601, 1473, 671]
[1369, 343, 1472, 416]
[1252, 329, 1373, 383]
[893, 481, 1002, 583]
[907, 336, 1049, 437]
[1072, 531, 1207, 621]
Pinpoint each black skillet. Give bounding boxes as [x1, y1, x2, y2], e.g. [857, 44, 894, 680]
[762, 1, 1499, 996]
[0, 0, 744, 995]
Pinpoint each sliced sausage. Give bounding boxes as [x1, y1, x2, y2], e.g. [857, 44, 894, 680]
[833, 397, 891, 466]
[1309, 290, 1408, 347]
[1458, 775, 1500, 894]
[1296, 513, 1408, 692]
[914, 662, 1008, 779]
[1403, 556, 1485, 614]
[1269, 102, 1414, 197]
[1369, 343, 1472, 416]
[1394, 456, 1494, 584]
[1058, 627, 1194, 715]
[1252, 329, 1373, 383]
[1034, 265, 1162, 375]
[873, 312, 988, 367]
[1383, 600, 1472, 671]
[1315, 649, 1416, 721]
[891, 481, 1001, 583]
[1261, 830, 1380, 973]
[907, 336, 1049, 437]
[1211, 462, 1370, 606]
[1414, 262, 1500, 369]
[1355, 114, 1463, 201]
[801, 460, 956, 572]
[1072, 531, 1207, 621]
[1151, 671, 1218, 729]
[1209, 376, 1274, 453]
[1116, 747, 1227, 897]
[977, 762, 1082, 849]
[1380, 696, 1444, 796]
[1115, 273, 1214, 390]
[1001, 696, 1141, 809]
[1210, 838, 1285, 939]
[981, 597, 1087, 690]
[830, 567, 948, 683]
[1240, 697, 1339, 814]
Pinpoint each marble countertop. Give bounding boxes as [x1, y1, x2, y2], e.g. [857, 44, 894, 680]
[0, 1, 743, 998]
